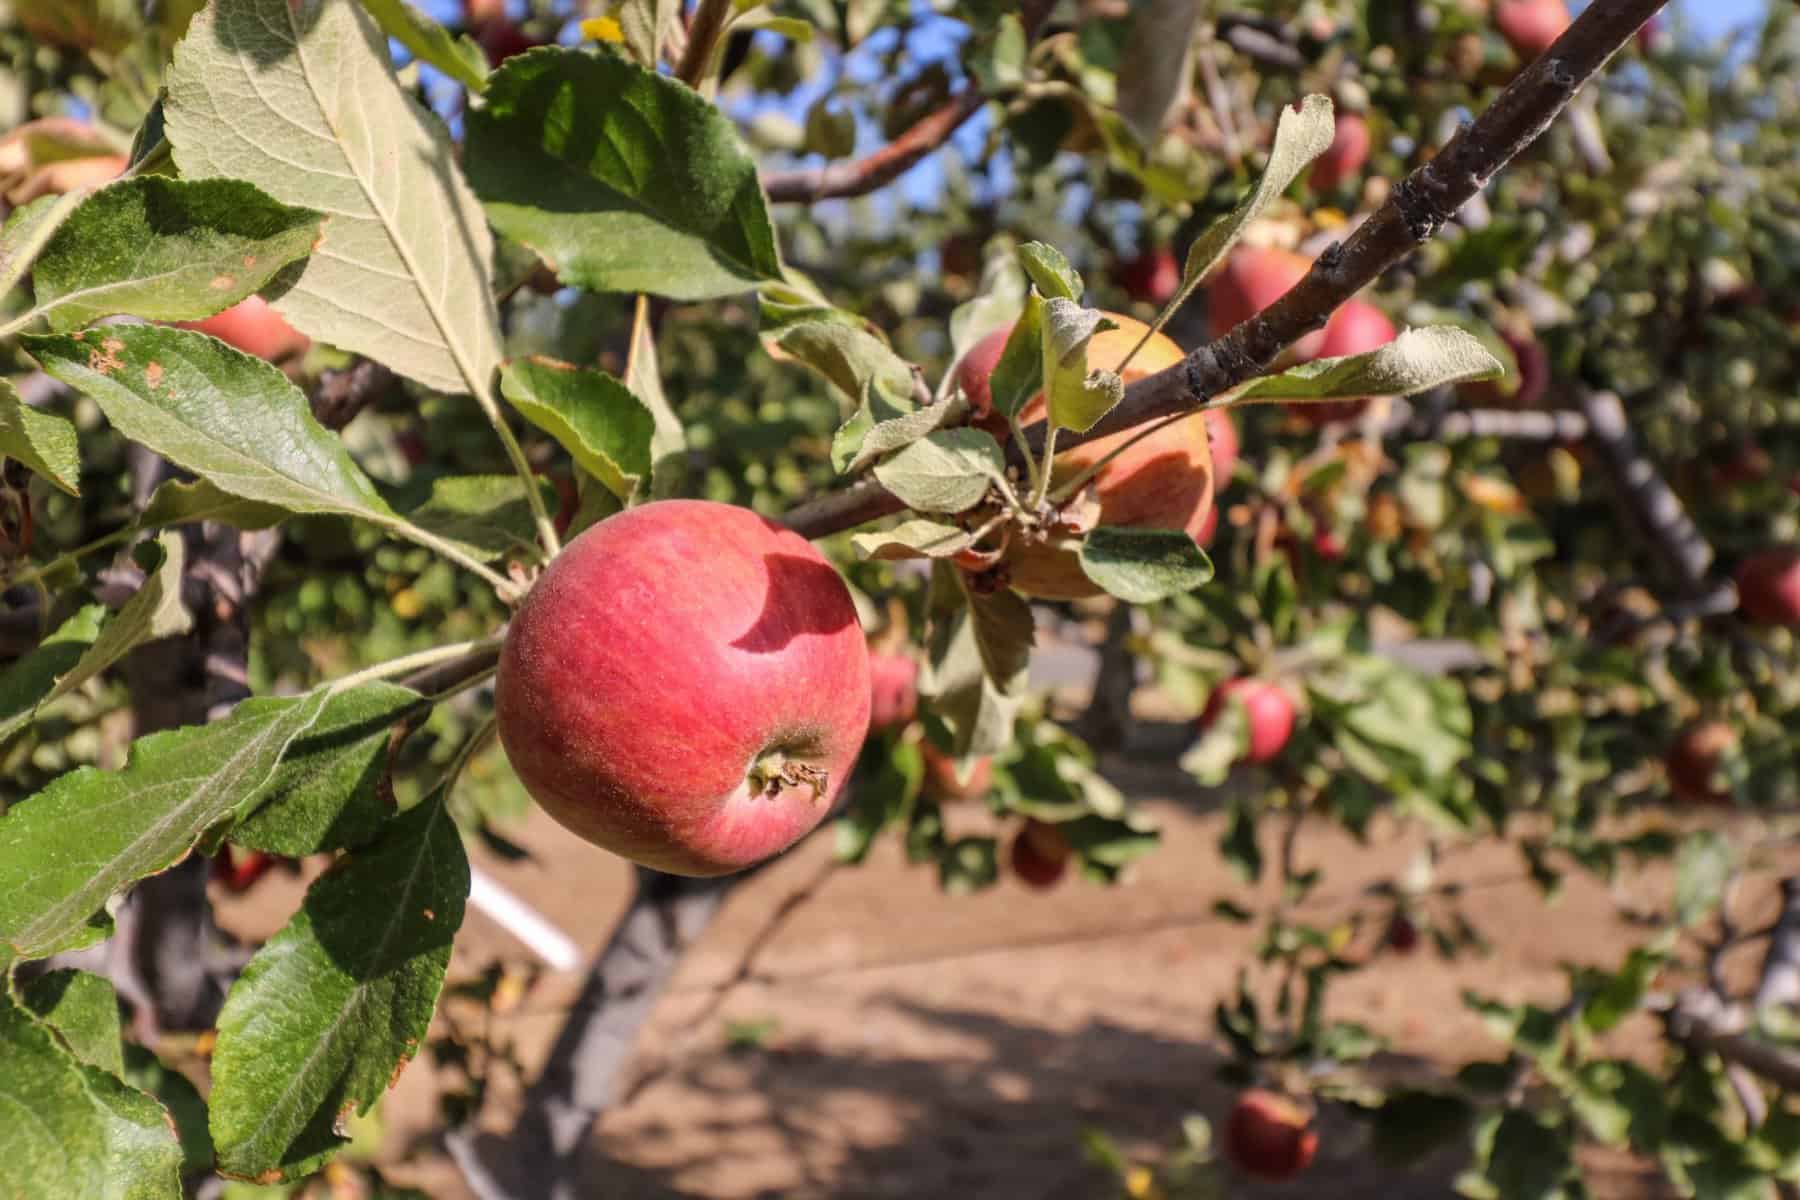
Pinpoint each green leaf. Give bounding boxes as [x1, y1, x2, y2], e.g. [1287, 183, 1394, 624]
[938, 836, 1000, 894]
[984, 292, 1044, 420]
[0, 189, 87, 305]
[230, 683, 426, 857]
[403, 475, 551, 564]
[359, 0, 490, 93]
[27, 326, 396, 524]
[0, 533, 191, 746]
[19, 969, 126, 1077]
[208, 796, 468, 1182]
[1372, 1090, 1472, 1166]
[1042, 299, 1122, 433]
[1230, 327, 1504, 403]
[965, 583, 1033, 692]
[1218, 797, 1262, 882]
[834, 740, 921, 865]
[29, 177, 322, 333]
[1113, 0, 1201, 146]
[1582, 946, 1665, 1033]
[467, 47, 782, 299]
[1674, 830, 1733, 927]
[0, 990, 183, 1200]
[851, 518, 979, 562]
[1479, 1109, 1574, 1200]
[499, 357, 654, 503]
[872, 428, 1007, 515]
[165, 0, 504, 397]
[836, 389, 960, 476]
[137, 477, 288, 533]
[0, 377, 80, 495]
[1017, 241, 1082, 302]
[1078, 526, 1213, 603]
[121, 1044, 213, 1174]
[920, 567, 1023, 759]
[1180, 696, 1247, 786]
[0, 690, 330, 961]
[611, 0, 682, 69]
[625, 297, 686, 499]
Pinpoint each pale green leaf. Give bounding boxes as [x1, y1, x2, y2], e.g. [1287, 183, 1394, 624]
[0, 991, 182, 1200]
[499, 357, 653, 503]
[1017, 241, 1082, 301]
[19, 969, 125, 1077]
[612, 0, 681, 68]
[0, 607, 106, 743]
[840, 387, 958, 475]
[0, 377, 80, 495]
[26, 326, 396, 524]
[1078, 526, 1214, 603]
[0, 690, 330, 961]
[625, 297, 686, 499]
[1114, 0, 1201, 146]
[1231, 326, 1504, 403]
[1042, 299, 1121, 433]
[30, 177, 322, 333]
[137, 478, 289, 533]
[920, 575, 1022, 759]
[403, 475, 552, 564]
[850, 518, 978, 561]
[209, 796, 467, 1182]
[731, 11, 813, 41]
[872, 428, 1007, 514]
[467, 48, 782, 299]
[165, 0, 504, 397]
[359, 0, 490, 92]
[0, 533, 191, 746]
[965, 583, 1033, 691]
[773, 308, 915, 408]
[0, 193, 87, 306]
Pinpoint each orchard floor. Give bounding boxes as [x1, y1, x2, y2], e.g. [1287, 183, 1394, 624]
[214, 733, 1793, 1200]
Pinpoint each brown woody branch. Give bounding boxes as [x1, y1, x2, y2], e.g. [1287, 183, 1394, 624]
[781, 0, 1669, 541]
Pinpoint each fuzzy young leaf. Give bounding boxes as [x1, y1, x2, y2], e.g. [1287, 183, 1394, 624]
[500, 357, 654, 503]
[612, 0, 682, 68]
[1230, 327, 1503, 404]
[625, 295, 686, 499]
[359, 0, 489, 93]
[0, 533, 191, 746]
[0, 991, 182, 1200]
[1041, 299, 1122, 433]
[208, 796, 467, 1182]
[165, 0, 504, 397]
[836, 385, 959, 475]
[29, 177, 322, 333]
[27, 326, 395, 523]
[1078, 527, 1214, 603]
[403, 475, 553, 564]
[1017, 241, 1082, 302]
[872, 428, 1007, 515]
[468, 48, 782, 299]
[137, 477, 288, 533]
[851, 518, 979, 562]
[0, 377, 80, 495]
[0, 690, 329, 961]
[230, 682, 426, 856]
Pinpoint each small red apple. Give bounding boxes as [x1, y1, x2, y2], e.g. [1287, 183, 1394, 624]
[496, 500, 872, 876]
[479, 18, 538, 65]
[1385, 913, 1420, 954]
[1666, 721, 1737, 805]
[177, 296, 310, 363]
[1735, 548, 1800, 628]
[1309, 112, 1371, 194]
[1117, 246, 1181, 306]
[868, 652, 920, 732]
[211, 848, 278, 893]
[1226, 1089, 1318, 1181]
[1292, 299, 1397, 425]
[1010, 819, 1071, 889]
[1199, 678, 1296, 765]
[1206, 246, 1325, 360]
[1494, 0, 1571, 64]
[920, 742, 992, 802]
[1713, 445, 1771, 489]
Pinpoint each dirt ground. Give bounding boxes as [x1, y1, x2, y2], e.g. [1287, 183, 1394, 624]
[215, 745, 1782, 1200]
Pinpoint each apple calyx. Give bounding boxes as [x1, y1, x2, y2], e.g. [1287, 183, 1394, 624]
[746, 751, 829, 803]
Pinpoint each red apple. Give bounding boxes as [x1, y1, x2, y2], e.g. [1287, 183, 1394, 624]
[211, 848, 278, 893]
[1200, 678, 1296, 765]
[1494, 0, 1571, 63]
[920, 742, 992, 802]
[1206, 245, 1325, 360]
[957, 315, 1220, 599]
[1713, 445, 1771, 489]
[1666, 721, 1737, 805]
[1010, 819, 1071, 889]
[496, 500, 872, 876]
[1736, 548, 1800, 627]
[1309, 112, 1371, 194]
[868, 652, 920, 732]
[1385, 913, 1420, 954]
[479, 18, 539, 65]
[177, 296, 310, 363]
[1117, 246, 1181, 306]
[1293, 299, 1397, 425]
[1226, 1089, 1318, 1181]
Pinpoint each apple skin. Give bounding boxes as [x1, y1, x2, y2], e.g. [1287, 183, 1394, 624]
[496, 500, 872, 876]
[1117, 247, 1181, 306]
[1010, 819, 1071, 889]
[868, 652, 920, 732]
[1206, 246, 1325, 361]
[920, 742, 993, 802]
[1200, 678, 1296, 765]
[177, 297, 310, 363]
[1310, 112, 1371, 193]
[1666, 721, 1737, 805]
[1735, 548, 1800, 628]
[956, 314, 1222, 599]
[1291, 299, 1397, 425]
[1226, 1089, 1318, 1182]
[1494, 0, 1572, 63]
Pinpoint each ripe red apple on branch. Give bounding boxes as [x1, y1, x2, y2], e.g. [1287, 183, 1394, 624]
[1199, 677, 1297, 765]
[868, 652, 920, 732]
[957, 313, 1229, 599]
[1115, 246, 1181, 306]
[1495, 0, 1574, 63]
[1207, 245, 1326, 362]
[1735, 548, 1800, 628]
[1010, 818, 1071, 889]
[1309, 111, 1371, 194]
[920, 742, 993, 802]
[1225, 1089, 1318, 1181]
[1666, 721, 1737, 806]
[176, 296, 310, 363]
[496, 500, 872, 876]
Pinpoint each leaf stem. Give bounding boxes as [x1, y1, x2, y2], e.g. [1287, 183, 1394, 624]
[380, 516, 524, 601]
[329, 634, 507, 695]
[1009, 412, 1043, 500]
[467, 381, 562, 560]
[1029, 425, 1060, 510]
[2, 526, 136, 591]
